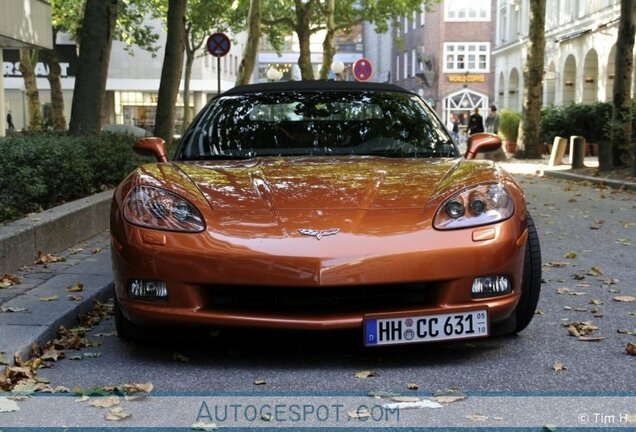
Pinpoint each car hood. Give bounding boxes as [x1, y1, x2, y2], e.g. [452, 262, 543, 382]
[169, 157, 500, 211]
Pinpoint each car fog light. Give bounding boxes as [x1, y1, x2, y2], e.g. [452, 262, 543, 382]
[128, 279, 168, 300]
[472, 276, 511, 298]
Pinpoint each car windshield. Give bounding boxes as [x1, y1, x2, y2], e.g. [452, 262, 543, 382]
[177, 91, 458, 160]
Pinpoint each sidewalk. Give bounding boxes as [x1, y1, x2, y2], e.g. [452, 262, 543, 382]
[0, 232, 113, 364]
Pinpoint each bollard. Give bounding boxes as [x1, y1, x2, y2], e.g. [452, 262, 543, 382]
[548, 136, 567, 166]
[569, 136, 586, 169]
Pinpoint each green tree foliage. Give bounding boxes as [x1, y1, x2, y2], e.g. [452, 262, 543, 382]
[52, 0, 163, 54]
[254, 0, 435, 81]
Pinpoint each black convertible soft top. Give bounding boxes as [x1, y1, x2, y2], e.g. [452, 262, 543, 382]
[222, 80, 414, 96]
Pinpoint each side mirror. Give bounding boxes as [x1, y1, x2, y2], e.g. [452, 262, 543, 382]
[464, 133, 502, 160]
[133, 137, 168, 163]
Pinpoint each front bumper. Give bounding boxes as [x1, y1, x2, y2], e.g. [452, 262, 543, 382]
[111, 213, 528, 331]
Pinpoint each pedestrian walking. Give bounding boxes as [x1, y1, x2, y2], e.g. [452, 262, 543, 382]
[467, 108, 484, 135]
[6, 111, 15, 132]
[485, 105, 499, 134]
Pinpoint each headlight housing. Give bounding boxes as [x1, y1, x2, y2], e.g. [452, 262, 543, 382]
[433, 183, 514, 230]
[123, 185, 205, 232]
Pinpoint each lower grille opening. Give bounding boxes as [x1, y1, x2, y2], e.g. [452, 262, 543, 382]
[204, 283, 432, 314]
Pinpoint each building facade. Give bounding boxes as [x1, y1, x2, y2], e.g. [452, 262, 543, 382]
[365, 1, 497, 135]
[3, 19, 245, 133]
[494, 0, 635, 112]
[1, 0, 52, 136]
[255, 27, 363, 83]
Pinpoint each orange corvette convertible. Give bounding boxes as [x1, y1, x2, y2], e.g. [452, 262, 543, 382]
[110, 81, 541, 346]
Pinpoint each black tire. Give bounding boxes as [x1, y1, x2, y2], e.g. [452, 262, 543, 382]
[114, 296, 142, 340]
[513, 213, 542, 332]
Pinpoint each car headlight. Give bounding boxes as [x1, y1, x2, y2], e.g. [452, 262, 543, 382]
[123, 185, 205, 232]
[433, 183, 514, 230]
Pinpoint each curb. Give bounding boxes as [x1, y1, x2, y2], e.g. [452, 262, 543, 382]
[543, 170, 636, 191]
[0, 190, 112, 275]
[3, 279, 114, 364]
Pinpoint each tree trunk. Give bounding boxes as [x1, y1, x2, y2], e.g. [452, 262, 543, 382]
[235, 0, 261, 86]
[182, 35, 195, 134]
[69, 0, 117, 136]
[515, 0, 545, 159]
[19, 49, 43, 131]
[318, 0, 336, 80]
[609, 0, 635, 172]
[295, 2, 314, 80]
[155, 0, 187, 143]
[40, 48, 67, 131]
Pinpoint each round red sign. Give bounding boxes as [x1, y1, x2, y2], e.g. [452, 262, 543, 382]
[353, 58, 373, 82]
[207, 33, 231, 57]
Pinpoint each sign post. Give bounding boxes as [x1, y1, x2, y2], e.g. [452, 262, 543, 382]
[352, 58, 373, 82]
[206, 33, 231, 95]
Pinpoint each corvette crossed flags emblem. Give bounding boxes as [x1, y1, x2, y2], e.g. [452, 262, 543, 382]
[298, 228, 341, 240]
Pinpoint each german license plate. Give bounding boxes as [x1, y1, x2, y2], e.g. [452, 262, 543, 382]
[364, 310, 488, 346]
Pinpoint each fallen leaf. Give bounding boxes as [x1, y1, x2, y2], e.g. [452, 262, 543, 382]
[105, 406, 131, 421]
[65, 282, 84, 292]
[391, 396, 420, 403]
[122, 383, 153, 394]
[572, 273, 586, 280]
[355, 370, 378, 379]
[546, 261, 568, 268]
[617, 329, 636, 335]
[68, 355, 83, 361]
[552, 362, 567, 372]
[577, 336, 606, 342]
[348, 408, 371, 419]
[0, 397, 20, 412]
[616, 238, 632, 246]
[261, 412, 273, 421]
[11, 380, 39, 395]
[75, 395, 90, 402]
[556, 287, 572, 295]
[0, 273, 22, 288]
[573, 307, 587, 312]
[90, 396, 120, 408]
[0, 352, 9, 365]
[466, 413, 489, 422]
[626, 342, 636, 356]
[382, 400, 443, 410]
[0, 306, 28, 313]
[603, 278, 619, 285]
[590, 299, 604, 305]
[35, 251, 66, 265]
[614, 296, 636, 303]
[92, 248, 103, 254]
[433, 394, 468, 403]
[39, 295, 59, 302]
[191, 422, 218, 431]
[68, 248, 84, 255]
[564, 251, 577, 259]
[587, 266, 604, 276]
[40, 348, 64, 362]
[368, 390, 400, 399]
[544, 425, 558, 432]
[407, 383, 419, 390]
[172, 353, 190, 363]
[82, 352, 101, 358]
[535, 310, 545, 316]
[253, 380, 267, 385]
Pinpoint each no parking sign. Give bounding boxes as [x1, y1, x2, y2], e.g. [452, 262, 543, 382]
[352, 58, 373, 82]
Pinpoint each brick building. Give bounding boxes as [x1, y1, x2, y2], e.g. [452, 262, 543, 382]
[364, 1, 497, 137]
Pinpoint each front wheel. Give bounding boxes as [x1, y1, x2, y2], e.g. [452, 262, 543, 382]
[513, 213, 542, 332]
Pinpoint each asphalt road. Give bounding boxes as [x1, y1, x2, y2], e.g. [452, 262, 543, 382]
[5, 173, 636, 429]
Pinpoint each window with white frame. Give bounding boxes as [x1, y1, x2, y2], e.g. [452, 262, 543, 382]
[412, 50, 416, 76]
[443, 43, 490, 72]
[445, 0, 490, 21]
[395, 55, 400, 82]
[419, 10, 425, 26]
[404, 52, 408, 79]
